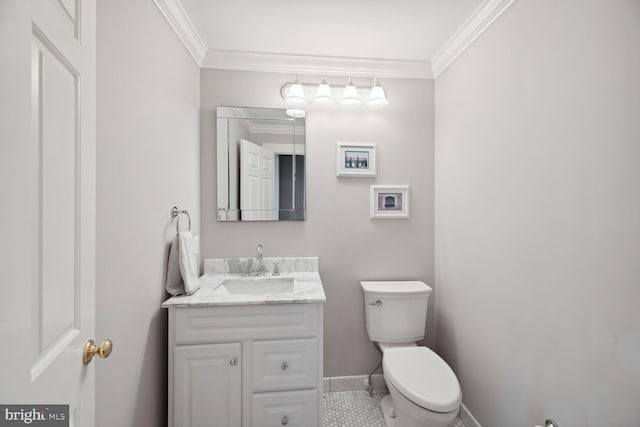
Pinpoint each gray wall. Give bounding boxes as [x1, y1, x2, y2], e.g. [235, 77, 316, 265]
[434, 1, 640, 426]
[201, 70, 434, 376]
[96, 1, 200, 426]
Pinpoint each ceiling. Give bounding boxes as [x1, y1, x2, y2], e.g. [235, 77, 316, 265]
[180, 0, 483, 62]
[156, 0, 514, 78]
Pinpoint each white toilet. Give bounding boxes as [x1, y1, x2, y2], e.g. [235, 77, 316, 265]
[361, 281, 461, 427]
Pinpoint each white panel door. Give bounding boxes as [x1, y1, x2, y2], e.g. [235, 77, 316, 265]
[0, 0, 97, 425]
[240, 139, 277, 220]
[174, 343, 242, 427]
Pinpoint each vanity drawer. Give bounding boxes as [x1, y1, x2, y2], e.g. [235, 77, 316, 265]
[252, 338, 318, 392]
[251, 389, 318, 427]
[174, 304, 319, 344]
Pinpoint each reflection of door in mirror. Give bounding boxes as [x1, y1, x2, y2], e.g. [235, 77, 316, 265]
[240, 139, 277, 220]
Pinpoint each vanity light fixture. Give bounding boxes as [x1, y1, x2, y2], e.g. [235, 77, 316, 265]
[281, 76, 389, 107]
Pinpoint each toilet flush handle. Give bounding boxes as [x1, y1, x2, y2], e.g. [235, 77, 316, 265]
[368, 300, 382, 307]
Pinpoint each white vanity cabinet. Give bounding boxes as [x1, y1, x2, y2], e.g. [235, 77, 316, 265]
[167, 302, 324, 427]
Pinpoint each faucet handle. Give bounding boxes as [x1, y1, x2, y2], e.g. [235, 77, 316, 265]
[241, 259, 252, 276]
[272, 261, 280, 276]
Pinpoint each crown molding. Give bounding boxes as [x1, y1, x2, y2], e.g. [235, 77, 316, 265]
[153, 0, 512, 79]
[152, 0, 206, 66]
[431, 0, 515, 78]
[202, 49, 434, 80]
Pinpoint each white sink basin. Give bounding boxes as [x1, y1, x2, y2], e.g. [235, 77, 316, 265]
[220, 277, 295, 295]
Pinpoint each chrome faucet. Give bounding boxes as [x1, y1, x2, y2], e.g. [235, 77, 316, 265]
[255, 244, 265, 276]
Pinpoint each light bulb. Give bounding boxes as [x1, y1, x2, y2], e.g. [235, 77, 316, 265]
[340, 77, 362, 105]
[367, 78, 389, 107]
[314, 78, 333, 104]
[285, 76, 306, 105]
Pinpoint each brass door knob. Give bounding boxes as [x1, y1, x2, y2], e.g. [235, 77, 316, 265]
[83, 339, 113, 365]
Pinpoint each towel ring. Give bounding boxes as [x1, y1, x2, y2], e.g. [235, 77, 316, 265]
[171, 206, 191, 233]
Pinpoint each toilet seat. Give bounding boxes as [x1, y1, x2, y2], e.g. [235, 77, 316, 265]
[383, 347, 461, 413]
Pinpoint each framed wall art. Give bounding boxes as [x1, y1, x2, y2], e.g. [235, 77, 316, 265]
[370, 185, 409, 219]
[337, 142, 377, 177]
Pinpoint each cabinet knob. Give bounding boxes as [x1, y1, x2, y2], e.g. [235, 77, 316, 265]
[281, 361, 288, 370]
[281, 416, 288, 425]
[229, 357, 239, 366]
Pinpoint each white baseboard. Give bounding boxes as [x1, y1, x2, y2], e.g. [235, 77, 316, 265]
[459, 403, 482, 427]
[323, 375, 386, 392]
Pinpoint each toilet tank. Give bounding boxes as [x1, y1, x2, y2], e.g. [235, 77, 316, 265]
[361, 281, 432, 343]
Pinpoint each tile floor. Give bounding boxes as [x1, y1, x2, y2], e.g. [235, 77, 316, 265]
[323, 390, 466, 427]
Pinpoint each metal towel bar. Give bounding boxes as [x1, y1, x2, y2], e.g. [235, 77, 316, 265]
[171, 206, 191, 233]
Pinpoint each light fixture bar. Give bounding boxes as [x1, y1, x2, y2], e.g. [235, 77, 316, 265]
[280, 78, 389, 107]
[280, 82, 379, 98]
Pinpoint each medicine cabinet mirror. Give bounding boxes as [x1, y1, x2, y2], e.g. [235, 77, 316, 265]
[216, 106, 306, 221]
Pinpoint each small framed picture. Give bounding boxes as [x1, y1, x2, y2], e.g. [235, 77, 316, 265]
[337, 142, 377, 177]
[370, 185, 410, 219]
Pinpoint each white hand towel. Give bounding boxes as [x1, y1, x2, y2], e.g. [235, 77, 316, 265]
[165, 237, 184, 296]
[177, 231, 201, 295]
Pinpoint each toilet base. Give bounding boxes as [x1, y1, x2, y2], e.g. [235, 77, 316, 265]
[383, 381, 459, 427]
[381, 394, 398, 427]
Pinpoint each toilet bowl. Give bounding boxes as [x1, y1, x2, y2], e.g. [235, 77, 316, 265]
[382, 346, 461, 427]
[361, 281, 462, 427]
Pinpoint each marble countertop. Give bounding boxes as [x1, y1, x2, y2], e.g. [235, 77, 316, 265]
[162, 272, 326, 308]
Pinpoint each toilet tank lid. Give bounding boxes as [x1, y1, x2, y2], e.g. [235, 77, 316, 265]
[360, 281, 432, 296]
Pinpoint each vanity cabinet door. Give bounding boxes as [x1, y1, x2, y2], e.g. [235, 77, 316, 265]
[174, 343, 242, 427]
